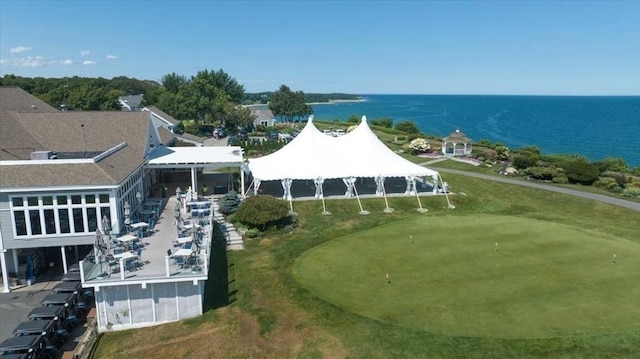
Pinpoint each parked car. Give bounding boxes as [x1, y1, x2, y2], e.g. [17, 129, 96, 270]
[227, 136, 241, 146]
[0, 335, 51, 359]
[60, 272, 80, 282]
[13, 321, 63, 350]
[213, 127, 227, 139]
[333, 129, 346, 137]
[322, 129, 333, 136]
[237, 130, 248, 140]
[278, 133, 293, 140]
[265, 131, 278, 140]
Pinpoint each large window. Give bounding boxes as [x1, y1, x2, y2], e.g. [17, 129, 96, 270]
[10, 192, 112, 238]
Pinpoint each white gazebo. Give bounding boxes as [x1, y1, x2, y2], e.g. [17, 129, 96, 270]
[442, 128, 473, 156]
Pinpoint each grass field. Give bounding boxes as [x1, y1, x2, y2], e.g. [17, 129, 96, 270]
[295, 214, 640, 338]
[94, 173, 640, 358]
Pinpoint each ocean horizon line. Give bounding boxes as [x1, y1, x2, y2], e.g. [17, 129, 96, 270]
[353, 93, 640, 98]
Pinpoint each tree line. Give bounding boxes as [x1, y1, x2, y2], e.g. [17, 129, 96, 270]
[0, 73, 338, 134]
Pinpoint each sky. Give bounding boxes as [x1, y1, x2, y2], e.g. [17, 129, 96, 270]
[0, 0, 639, 95]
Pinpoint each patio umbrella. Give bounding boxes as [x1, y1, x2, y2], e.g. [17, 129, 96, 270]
[102, 215, 111, 236]
[136, 191, 142, 213]
[124, 201, 131, 225]
[94, 229, 109, 278]
[174, 200, 181, 220]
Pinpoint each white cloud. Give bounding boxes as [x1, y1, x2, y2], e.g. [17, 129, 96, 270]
[82, 60, 97, 65]
[10, 46, 31, 54]
[0, 56, 55, 67]
[1, 56, 77, 67]
[105, 54, 118, 60]
[80, 50, 91, 57]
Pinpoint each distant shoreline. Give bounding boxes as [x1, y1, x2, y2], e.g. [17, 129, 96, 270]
[307, 98, 367, 105]
[245, 97, 367, 107]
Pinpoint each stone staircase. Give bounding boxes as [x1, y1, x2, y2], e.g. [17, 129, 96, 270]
[212, 201, 244, 250]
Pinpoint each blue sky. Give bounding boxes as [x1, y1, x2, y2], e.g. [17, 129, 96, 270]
[1, 1, 638, 95]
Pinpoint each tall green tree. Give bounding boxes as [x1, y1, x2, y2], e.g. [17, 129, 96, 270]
[269, 85, 312, 123]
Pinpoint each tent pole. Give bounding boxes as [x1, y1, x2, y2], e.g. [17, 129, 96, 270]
[244, 180, 254, 197]
[382, 183, 393, 213]
[439, 175, 455, 209]
[353, 184, 369, 215]
[415, 187, 428, 212]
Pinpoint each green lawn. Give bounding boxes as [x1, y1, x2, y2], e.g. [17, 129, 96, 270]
[295, 214, 640, 338]
[94, 173, 640, 359]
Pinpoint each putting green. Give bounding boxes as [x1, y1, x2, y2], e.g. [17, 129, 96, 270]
[294, 215, 640, 338]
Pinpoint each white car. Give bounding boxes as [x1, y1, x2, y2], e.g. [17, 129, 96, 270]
[333, 129, 346, 137]
[278, 133, 293, 140]
[323, 130, 333, 136]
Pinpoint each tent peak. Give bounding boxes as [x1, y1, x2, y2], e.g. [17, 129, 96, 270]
[361, 115, 367, 123]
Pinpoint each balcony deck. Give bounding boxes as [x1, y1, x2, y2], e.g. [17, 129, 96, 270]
[80, 196, 215, 286]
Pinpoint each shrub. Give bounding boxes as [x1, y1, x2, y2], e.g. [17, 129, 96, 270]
[563, 158, 600, 185]
[347, 115, 360, 124]
[235, 195, 290, 231]
[552, 175, 569, 184]
[512, 155, 537, 170]
[495, 145, 510, 161]
[245, 228, 261, 238]
[594, 177, 617, 189]
[595, 157, 628, 173]
[523, 166, 558, 181]
[371, 117, 393, 128]
[621, 186, 640, 198]
[408, 138, 431, 154]
[394, 120, 420, 134]
[219, 191, 242, 215]
[396, 135, 407, 142]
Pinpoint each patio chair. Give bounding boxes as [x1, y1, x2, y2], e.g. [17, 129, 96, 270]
[175, 256, 185, 268]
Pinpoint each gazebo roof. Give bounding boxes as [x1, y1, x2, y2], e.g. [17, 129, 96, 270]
[443, 128, 472, 143]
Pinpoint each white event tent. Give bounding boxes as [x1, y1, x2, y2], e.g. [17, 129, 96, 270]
[248, 116, 448, 213]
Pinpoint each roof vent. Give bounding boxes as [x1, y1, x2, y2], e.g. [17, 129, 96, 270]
[30, 151, 58, 160]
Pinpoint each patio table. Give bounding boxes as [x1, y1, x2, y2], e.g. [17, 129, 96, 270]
[187, 201, 212, 209]
[172, 248, 192, 257]
[129, 222, 149, 230]
[113, 251, 136, 260]
[182, 223, 202, 230]
[176, 236, 192, 244]
[116, 234, 138, 243]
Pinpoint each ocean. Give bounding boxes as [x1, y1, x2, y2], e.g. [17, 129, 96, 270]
[310, 95, 640, 167]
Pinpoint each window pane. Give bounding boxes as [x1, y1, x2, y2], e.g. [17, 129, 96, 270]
[73, 208, 84, 233]
[44, 210, 56, 234]
[14, 211, 27, 236]
[29, 210, 42, 235]
[57, 196, 68, 205]
[28, 197, 38, 206]
[12, 197, 24, 206]
[86, 195, 96, 204]
[87, 208, 97, 232]
[99, 194, 109, 203]
[59, 209, 70, 234]
[71, 195, 82, 204]
[43, 196, 53, 205]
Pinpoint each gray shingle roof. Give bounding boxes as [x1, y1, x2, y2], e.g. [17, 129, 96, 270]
[0, 87, 58, 112]
[0, 87, 179, 189]
[145, 105, 180, 125]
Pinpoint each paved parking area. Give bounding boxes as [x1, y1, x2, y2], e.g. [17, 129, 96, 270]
[0, 278, 60, 343]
